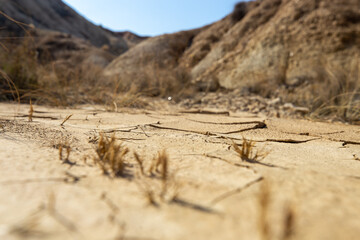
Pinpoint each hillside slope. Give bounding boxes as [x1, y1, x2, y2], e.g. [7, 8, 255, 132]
[105, 0, 360, 109]
[0, 0, 128, 54]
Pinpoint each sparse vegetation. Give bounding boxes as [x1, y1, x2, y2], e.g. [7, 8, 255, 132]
[93, 133, 130, 177]
[257, 181, 297, 240]
[58, 143, 70, 163]
[281, 203, 296, 240]
[134, 150, 180, 206]
[232, 138, 267, 163]
[55, 140, 76, 166]
[258, 181, 270, 240]
[309, 60, 360, 124]
[1, 2, 360, 240]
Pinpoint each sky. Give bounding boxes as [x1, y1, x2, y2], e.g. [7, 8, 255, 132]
[62, 0, 242, 36]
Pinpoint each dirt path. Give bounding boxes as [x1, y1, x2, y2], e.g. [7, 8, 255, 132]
[0, 103, 359, 240]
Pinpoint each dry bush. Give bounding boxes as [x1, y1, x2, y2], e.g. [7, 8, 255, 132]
[0, 10, 34, 102]
[0, 19, 191, 108]
[246, 56, 360, 124]
[309, 59, 360, 124]
[0, 32, 145, 108]
[0, 39, 38, 101]
[108, 84, 149, 110]
[28, 63, 107, 106]
[94, 133, 129, 177]
[111, 64, 192, 101]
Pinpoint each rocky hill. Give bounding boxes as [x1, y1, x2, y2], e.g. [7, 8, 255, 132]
[110, 30, 149, 48]
[104, 0, 360, 110]
[0, 0, 359, 121]
[0, 0, 129, 54]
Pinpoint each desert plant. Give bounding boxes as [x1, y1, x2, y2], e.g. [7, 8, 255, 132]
[94, 133, 129, 177]
[309, 60, 360, 124]
[232, 138, 267, 163]
[58, 141, 74, 165]
[0, 39, 39, 99]
[0, 69, 20, 102]
[134, 150, 180, 206]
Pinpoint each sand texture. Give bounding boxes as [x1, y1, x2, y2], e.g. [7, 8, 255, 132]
[0, 103, 359, 240]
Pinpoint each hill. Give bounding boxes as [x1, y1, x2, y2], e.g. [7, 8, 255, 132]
[0, 0, 129, 54]
[104, 0, 360, 121]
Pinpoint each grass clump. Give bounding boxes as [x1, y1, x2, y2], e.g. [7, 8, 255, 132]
[232, 138, 267, 163]
[134, 150, 180, 206]
[309, 60, 360, 124]
[94, 133, 129, 178]
[0, 39, 38, 101]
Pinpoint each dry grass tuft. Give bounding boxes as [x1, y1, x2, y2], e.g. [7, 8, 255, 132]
[258, 181, 271, 240]
[150, 150, 168, 179]
[281, 203, 296, 240]
[0, 39, 38, 101]
[232, 138, 267, 163]
[138, 175, 180, 207]
[309, 59, 360, 123]
[59, 143, 70, 162]
[94, 133, 129, 177]
[257, 181, 297, 240]
[55, 140, 75, 166]
[134, 150, 180, 206]
[0, 69, 20, 103]
[133, 152, 145, 176]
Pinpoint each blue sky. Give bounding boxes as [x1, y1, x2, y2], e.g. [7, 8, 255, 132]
[63, 0, 242, 36]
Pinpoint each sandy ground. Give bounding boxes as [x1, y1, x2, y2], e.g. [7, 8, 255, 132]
[0, 102, 359, 240]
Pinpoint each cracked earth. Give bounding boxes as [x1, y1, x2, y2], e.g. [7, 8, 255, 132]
[0, 103, 359, 240]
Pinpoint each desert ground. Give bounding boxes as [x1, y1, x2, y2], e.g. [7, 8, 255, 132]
[0, 102, 359, 240]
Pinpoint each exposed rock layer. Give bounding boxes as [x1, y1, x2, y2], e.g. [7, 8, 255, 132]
[105, 0, 360, 106]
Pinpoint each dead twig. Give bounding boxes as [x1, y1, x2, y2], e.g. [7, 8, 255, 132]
[28, 99, 33, 122]
[180, 109, 230, 115]
[186, 119, 266, 126]
[60, 114, 73, 126]
[148, 123, 216, 136]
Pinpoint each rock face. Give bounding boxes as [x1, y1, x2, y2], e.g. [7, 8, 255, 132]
[0, 0, 128, 54]
[105, 0, 360, 105]
[194, 0, 360, 97]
